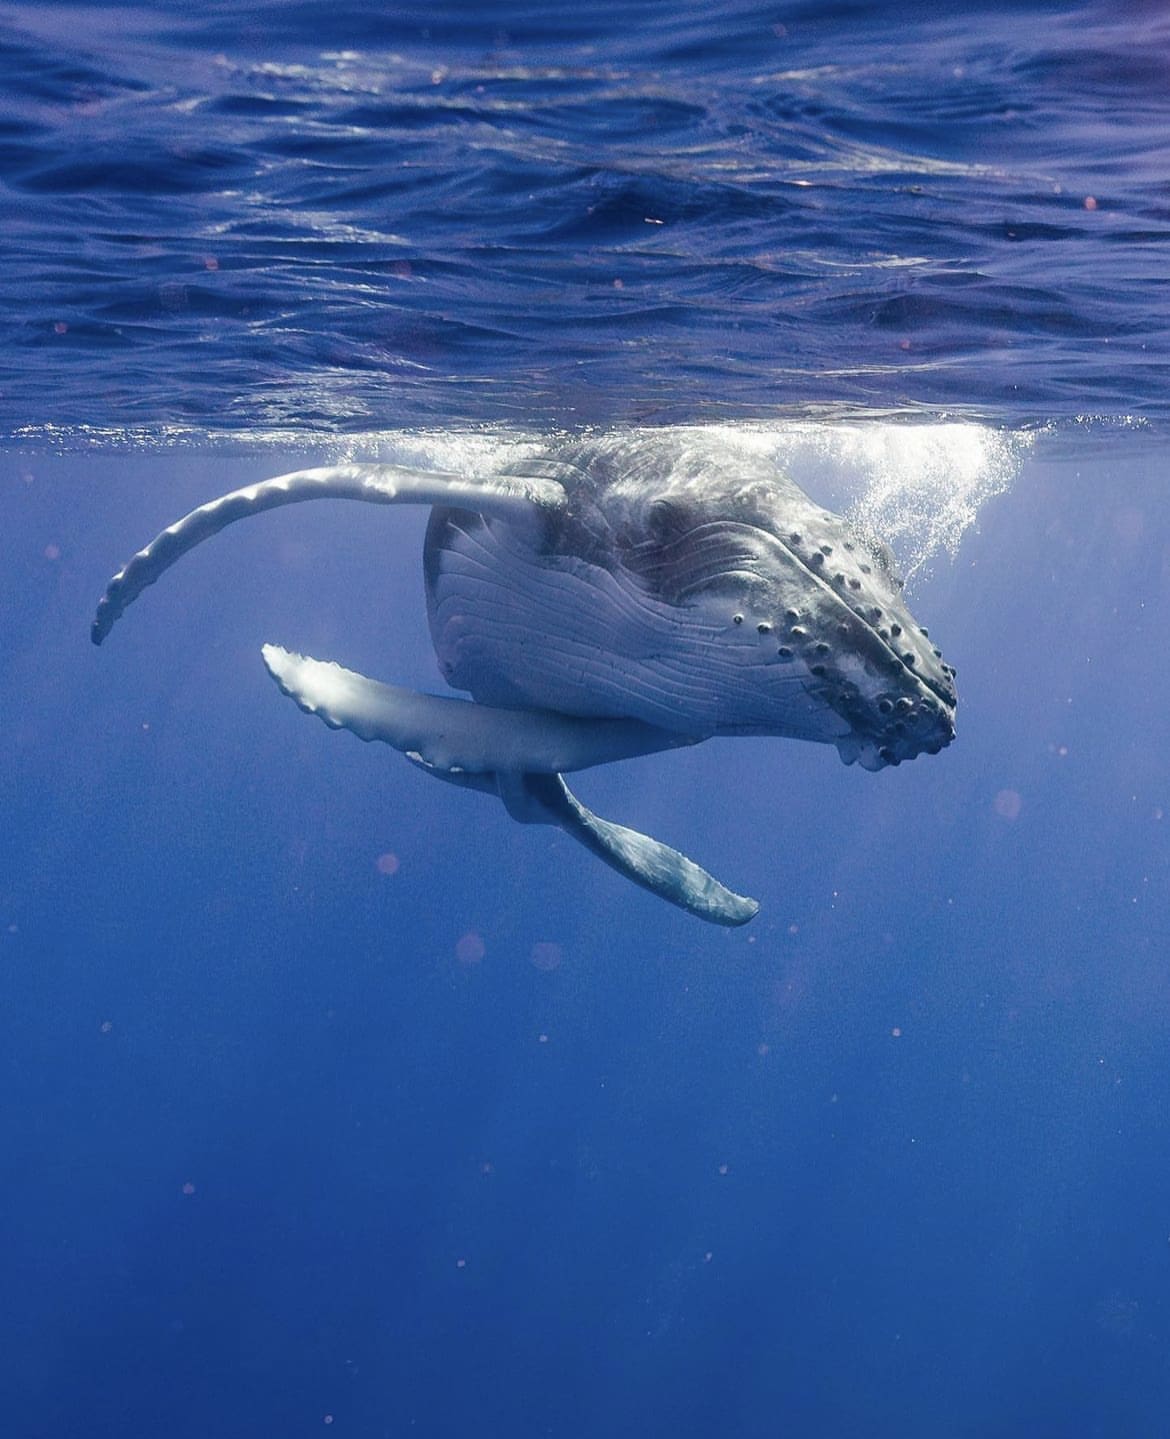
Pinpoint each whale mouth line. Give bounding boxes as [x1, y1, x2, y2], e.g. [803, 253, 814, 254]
[914, 668, 957, 713]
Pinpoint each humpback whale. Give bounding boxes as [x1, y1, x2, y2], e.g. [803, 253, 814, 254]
[93, 431, 956, 926]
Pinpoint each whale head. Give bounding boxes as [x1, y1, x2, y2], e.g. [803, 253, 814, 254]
[427, 433, 958, 770]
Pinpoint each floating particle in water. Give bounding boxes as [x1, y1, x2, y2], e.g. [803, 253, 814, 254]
[99, 1020, 113, 1034]
[1096, 1291, 1138, 1337]
[994, 789, 1022, 821]
[44, 544, 60, 561]
[455, 931, 485, 965]
[374, 852, 400, 876]
[530, 941, 562, 971]
[277, 538, 312, 569]
[1114, 507, 1143, 543]
[181, 1181, 196, 1196]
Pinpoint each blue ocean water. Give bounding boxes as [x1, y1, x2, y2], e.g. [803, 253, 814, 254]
[3, 0, 1170, 431]
[3, 3, 1170, 1437]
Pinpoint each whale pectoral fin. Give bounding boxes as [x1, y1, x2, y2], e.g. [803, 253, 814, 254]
[401, 752, 500, 797]
[516, 773, 759, 927]
[404, 762, 756, 926]
[260, 646, 691, 774]
[258, 645, 750, 924]
[92, 462, 566, 644]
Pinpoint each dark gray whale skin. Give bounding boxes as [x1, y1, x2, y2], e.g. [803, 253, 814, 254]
[92, 430, 956, 924]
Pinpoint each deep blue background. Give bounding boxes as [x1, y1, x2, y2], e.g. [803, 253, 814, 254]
[3, 0, 1170, 1435]
[4, 436, 1170, 1437]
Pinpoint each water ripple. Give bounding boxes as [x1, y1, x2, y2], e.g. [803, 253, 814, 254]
[2, 0, 1168, 436]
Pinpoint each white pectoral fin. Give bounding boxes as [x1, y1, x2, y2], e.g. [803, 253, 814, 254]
[408, 760, 756, 926]
[92, 462, 565, 644]
[260, 646, 691, 773]
[518, 773, 759, 927]
[262, 646, 751, 924]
